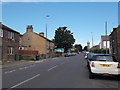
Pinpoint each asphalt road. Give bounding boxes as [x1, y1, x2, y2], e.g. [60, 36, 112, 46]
[2, 53, 119, 89]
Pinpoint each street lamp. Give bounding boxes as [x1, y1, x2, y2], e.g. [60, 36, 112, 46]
[91, 32, 93, 48]
[46, 15, 50, 59]
[105, 21, 108, 54]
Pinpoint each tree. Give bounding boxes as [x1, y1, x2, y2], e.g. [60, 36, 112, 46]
[54, 27, 75, 52]
[84, 46, 88, 51]
[74, 44, 82, 52]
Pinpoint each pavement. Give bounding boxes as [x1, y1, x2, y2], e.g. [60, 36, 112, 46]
[0, 57, 63, 70]
[2, 53, 119, 89]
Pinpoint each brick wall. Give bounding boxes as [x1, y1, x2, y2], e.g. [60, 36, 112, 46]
[19, 50, 38, 55]
[2, 28, 20, 62]
[0, 37, 2, 61]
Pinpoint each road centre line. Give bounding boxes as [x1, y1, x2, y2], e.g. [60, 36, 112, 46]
[9, 74, 40, 89]
[5, 70, 16, 74]
[48, 65, 58, 71]
[19, 68, 24, 70]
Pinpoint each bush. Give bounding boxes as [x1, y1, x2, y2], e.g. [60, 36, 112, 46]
[22, 57, 35, 61]
[90, 49, 109, 54]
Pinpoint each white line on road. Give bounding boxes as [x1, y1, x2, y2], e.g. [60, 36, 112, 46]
[9, 70, 16, 73]
[35, 60, 43, 63]
[24, 67, 28, 69]
[53, 58, 58, 60]
[5, 70, 16, 74]
[10, 74, 40, 89]
[48, 65, 58, 71]
[19, 68, 24, 70]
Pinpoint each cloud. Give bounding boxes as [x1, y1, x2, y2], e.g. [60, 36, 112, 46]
[1, 0, 120, 2]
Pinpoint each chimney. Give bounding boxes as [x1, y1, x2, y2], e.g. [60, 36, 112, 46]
[26, 25, 33, 32]
[39, 32, 44, 37]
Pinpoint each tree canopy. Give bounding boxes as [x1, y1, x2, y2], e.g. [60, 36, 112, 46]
[54, 27, 75, 52]
[83, 46, 88, 51]
[74, 44, 83, 52]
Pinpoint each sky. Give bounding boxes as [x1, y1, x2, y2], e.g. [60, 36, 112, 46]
[1, 0, 120, 2]
[1, 1, 119, 47]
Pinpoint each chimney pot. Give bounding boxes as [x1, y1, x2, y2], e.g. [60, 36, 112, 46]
[26, 25, 33, 32]
[39, 32, 44, 37]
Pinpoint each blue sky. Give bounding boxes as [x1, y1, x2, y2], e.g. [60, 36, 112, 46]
[2, 2, 118, 47]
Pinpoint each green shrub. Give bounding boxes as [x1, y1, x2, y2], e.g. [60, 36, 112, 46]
[90, 49, 109, 54]
[22, 57, 35, 61]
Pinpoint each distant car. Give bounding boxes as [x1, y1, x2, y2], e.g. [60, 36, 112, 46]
[88, 54, 120, 79]
[64, 53, 72, 57]
[71, 53, 77, 56]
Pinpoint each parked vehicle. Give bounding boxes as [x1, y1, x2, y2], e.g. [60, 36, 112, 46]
[86, 53, 94, 67]
[71, 53, 77, 56]
[84, 52, 89, 59]
[64, 53, 72, 57]
[87, 54, 120, 79]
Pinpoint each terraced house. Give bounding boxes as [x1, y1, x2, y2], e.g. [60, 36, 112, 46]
[110, 25, 120, 61]
[0, 23, 20, 62]
[20, 25, 55, 59]
[0, 23, 2, 63]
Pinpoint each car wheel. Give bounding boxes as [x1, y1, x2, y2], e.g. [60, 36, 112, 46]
[89, 72, 95, 79]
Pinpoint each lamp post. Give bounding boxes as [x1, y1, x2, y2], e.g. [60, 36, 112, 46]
[105, 21, 108, 54]
[91, 32, 93, 48]
[46, 15, 50, 59]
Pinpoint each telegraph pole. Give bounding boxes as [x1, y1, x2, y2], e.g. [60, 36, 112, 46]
[105, 21, 108, 54]
[46, 15, 49, 59]
[91, 32, 93, 48]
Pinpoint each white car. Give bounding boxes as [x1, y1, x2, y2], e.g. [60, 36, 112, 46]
[88, 54, 120, 79]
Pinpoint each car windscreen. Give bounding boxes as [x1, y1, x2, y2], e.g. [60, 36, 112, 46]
[94, 55, 115, 61]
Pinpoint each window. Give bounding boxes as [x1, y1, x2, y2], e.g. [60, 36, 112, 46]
[7, 31, 14, 39]
[0, 29, 3, 37]
[8, 47, 14, 55]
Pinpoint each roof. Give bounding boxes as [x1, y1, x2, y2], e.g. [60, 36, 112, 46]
[110, 25, 120, 36]
[101, 35, 110, 41]
[34, 33, 54, 43]
[0, 23, 20, 34]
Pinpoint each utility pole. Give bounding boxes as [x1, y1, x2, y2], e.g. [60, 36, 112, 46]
[105, 21, 108, 54]
[46, 15, 49, 59]
[91, 32, 93, 48]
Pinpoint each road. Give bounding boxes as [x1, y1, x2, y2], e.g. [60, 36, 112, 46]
[2, 53, 119, 89]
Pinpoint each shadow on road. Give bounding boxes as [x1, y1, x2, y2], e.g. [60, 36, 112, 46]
[94, 75, 120, 81]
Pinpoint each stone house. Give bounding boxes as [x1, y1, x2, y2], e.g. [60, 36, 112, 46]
[20, 25, 55, 59]
[109, 25, 120, 61]
[0, 23, 2, 63]
[100, 35, 110, 49]
[0, 23, 20, 62]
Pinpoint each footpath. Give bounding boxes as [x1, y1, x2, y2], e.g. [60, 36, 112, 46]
[0, 56, 63, 70]
[0, 60, 36, 69]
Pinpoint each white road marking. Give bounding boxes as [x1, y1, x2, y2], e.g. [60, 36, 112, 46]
[65, 57, 70, 59]
[5, 71, 10, 74]
[10, 74, 40, 88]
[9, 70, 16, 73]
[48, 65, 58, 71]
[5, 69, 17, 74]
[24, 67, 28, 69]
[35, 60, 43, 63]
[19, 68, 24, 70]
[53, 58, 58, 60]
